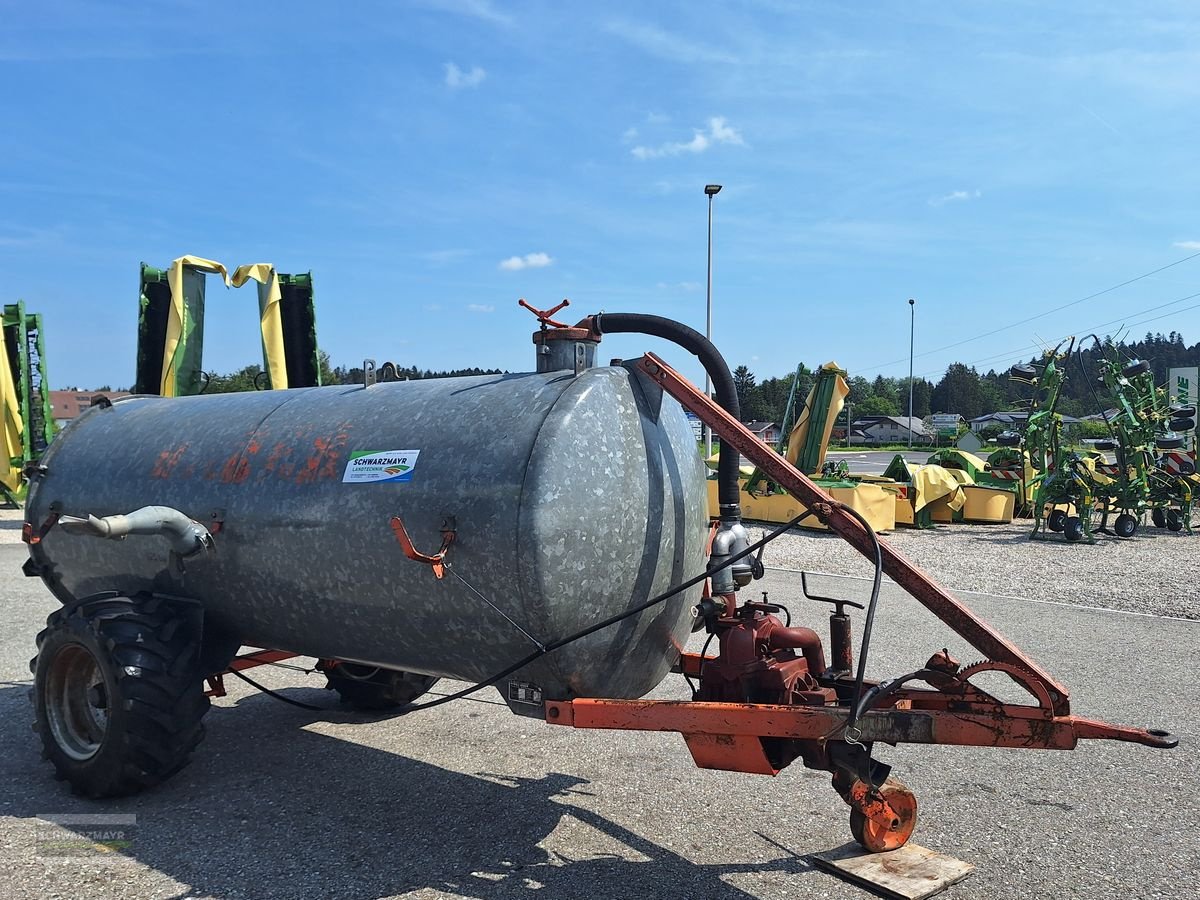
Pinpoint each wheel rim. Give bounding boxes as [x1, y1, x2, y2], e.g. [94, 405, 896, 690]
[849, 779, 918, 852]
[44, 644, 109, 761]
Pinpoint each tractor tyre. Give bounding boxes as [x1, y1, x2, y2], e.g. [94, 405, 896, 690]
[1113, 513, 1138, 538]
[1169, 418, 1195, 432]
[1156, 436, 1184, 450]
[996, 433, 1021, 447]
[1122, 360, 1151, 378]
[32, 593, 210, 798]
[1010, 364, 1037, 380]
[1151, 508, 1166, 528]
[1063, 516, 1085, 542]
[321, 663, 439, 711]
[1094, 440, 1117, 452]
[1170, 405, 1196, 419]
[1179, 459, 1197, 476]
[1166, 509, 1184, 532]
[1047, 509, 1067, 533]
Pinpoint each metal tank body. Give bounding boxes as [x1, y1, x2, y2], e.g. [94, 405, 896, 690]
[25, 364, 708, 706]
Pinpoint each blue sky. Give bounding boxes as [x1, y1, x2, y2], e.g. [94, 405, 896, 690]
[3, 1, 1199, 391]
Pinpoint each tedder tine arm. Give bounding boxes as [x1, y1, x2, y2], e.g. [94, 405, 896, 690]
[636, 352, 1072, 715]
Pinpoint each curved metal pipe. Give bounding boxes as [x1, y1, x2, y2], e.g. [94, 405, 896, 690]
[58, 506, 213, 558]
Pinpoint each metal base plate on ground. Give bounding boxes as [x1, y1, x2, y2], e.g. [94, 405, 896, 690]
[811, 842, 974, 899]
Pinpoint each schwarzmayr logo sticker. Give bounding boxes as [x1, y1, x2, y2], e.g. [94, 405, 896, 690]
[342, 450, 420, 484]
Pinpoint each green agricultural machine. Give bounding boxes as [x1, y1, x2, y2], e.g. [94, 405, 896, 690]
[1081, 336, 1195, 535]
[1009, 339, 1100, 543]
[135, 256, 322, 397]
[1, 301, 55, 504]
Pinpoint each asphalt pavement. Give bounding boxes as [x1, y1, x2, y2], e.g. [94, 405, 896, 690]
[0, 543, 1195, 899]
[824, 449, 934, 476]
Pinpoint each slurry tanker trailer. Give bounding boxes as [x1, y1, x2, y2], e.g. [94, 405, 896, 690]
[23, 301, 1174, 854]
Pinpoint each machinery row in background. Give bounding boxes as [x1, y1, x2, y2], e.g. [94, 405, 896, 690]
[1, 255, 323, 502]
[718, 338, 1197, 544]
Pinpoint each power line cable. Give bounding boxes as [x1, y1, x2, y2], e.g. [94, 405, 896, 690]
[906, 289, 1200, 379]
[861, 251, 1200, 372]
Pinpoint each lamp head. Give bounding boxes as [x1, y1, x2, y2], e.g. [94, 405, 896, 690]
[704, 184, 723, 196]
[908, 297, 915, 306]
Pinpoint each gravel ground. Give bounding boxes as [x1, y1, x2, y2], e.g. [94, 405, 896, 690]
[748, 515, 1200, 620]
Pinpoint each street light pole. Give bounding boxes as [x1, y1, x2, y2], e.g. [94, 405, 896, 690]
[704, 184, 722, 460]
[908, 297, 916, 449]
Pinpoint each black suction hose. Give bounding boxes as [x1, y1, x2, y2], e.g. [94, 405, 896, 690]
[594, 313, 742, 520]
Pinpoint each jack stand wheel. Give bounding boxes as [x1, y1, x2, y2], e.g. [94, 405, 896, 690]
[847, 777, 918, 852]
[1047, 509, 1067, 533]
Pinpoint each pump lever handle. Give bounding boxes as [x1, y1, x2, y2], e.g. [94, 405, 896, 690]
[800, 571, 865, 613]
[519, 297, 572, 328]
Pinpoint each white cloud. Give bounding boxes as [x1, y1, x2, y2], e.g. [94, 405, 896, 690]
[499, 252, 553, 271]
[622, 126, 639, 143]
[445, 62, 487, 89]
[631, 117, 744, 160]
[604, 20, 737, 64]
[417, 0, 512, 27]
[928, 189, 981, 207]
[1173, 240, 1200, 250]
[467, 303, 495, 313]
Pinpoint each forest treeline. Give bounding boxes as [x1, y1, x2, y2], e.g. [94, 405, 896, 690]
[75, 332, 1198, 422]
[733, 331, 1200, 426]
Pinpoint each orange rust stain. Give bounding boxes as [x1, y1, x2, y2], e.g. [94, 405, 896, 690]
[296, 430, 350, 485]
[152, 444, 190, 479]
[221, 453, 251, 484]
[246, 437, 262, 454]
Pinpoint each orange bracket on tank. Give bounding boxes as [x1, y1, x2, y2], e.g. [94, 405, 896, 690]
[390, 515, 456, 579]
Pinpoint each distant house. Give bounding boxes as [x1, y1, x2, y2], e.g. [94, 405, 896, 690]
[50, 390, 132, 428]
[970, 411, 1081, 433]
[969, 411, 1029, 433]
[858, 416, 931, 445]
[1080, 409, 1120, 423]
[743, 421, 781, 444]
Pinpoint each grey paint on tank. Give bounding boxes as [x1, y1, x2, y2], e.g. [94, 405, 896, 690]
[25, 364, 709, 705]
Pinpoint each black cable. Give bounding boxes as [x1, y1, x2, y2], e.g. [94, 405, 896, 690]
[837, 501, 884, 732]
[696, 630, 717, 689]
[860, 250, 1200, 371]
[227, 666, 326, 711]
[847, 669, 932, 726]
[396, 509, 818, 715]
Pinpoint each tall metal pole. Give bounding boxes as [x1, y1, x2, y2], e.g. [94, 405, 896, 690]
[704, 184, 722, 459]
[908, 297, 916, 448]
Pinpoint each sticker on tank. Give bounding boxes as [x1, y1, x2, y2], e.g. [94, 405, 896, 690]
[342, 450, 421, 483]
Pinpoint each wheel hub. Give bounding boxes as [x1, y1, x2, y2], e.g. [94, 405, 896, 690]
[45, 644, 109, 762]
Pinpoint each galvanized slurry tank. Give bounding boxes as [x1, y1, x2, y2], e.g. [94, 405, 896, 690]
[25, 364, 708, 706]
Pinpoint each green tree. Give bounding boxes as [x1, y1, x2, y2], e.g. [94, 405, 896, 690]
[855, 395, 899, 416]
[931, 364, 984, 419]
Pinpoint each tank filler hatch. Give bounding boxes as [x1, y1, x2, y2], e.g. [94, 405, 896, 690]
[521, 299, 599, 375]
